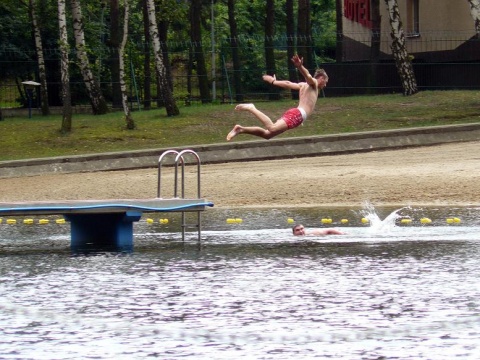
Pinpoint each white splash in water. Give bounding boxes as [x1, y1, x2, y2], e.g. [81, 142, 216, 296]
[359, 201, 410, 233]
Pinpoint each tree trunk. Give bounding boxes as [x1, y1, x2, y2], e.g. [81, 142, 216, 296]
[146, 0, 179, 115]
[187, 49, 193, 103]
[370, 0, 381, 62]
[30, 0, 49, 115]
[227, 0, 244, 102]
[119, 0, 134, 129]
[142, 0, 151, 110]
[265, 0, 280, 100]
[297, 0, 314, 72]
[190, 0, 211, 104]
[109, 0, 123, 108]
[158, 21, 173, 93]
[286, 0, 297, 100]
[58, 0, 72, 132]
[384, 0, 418, 96]
[467, 0, 480, 37]
[335, 0, 343, 62]
[71, 0, 109, 114]
[368, 0, 381, 94]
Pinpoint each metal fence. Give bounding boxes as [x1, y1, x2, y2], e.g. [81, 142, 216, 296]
[1, 38, 479, 113]
[2, 61, 479, 112]
[319, 62, 480, 96]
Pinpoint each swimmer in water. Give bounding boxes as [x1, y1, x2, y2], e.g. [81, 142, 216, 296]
[227, 54, 328, 141]
[292, 224, 345, 236]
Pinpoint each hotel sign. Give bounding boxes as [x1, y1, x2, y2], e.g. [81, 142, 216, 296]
[344, 0, 372, 28]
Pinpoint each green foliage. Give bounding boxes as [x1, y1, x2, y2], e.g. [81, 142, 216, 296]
[0, 0, 339, 107]
[311, 0, 336, 62]
[0, 1, 32, 78]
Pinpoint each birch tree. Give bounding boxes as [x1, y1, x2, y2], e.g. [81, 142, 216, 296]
[119, 0, 134, 129]
[384, 0, 418, 96]
[71, 0, 109, 114]
[29, 0, 49, 115]
[146, 0, 179, 116]
[467, 0, 480, 36]
[58, 0, 72, 132]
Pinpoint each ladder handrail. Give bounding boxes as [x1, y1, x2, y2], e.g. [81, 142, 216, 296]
[157, 150, 181, 198]
[174, 149, 201, 199]
[157, 149, 203, 246]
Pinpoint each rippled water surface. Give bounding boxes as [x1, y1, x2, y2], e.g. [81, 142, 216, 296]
[1, 205, 480, 359]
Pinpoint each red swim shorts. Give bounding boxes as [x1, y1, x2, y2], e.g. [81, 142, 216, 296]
[281, 108, 306, 129]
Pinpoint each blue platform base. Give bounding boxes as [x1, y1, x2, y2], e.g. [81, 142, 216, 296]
[66, 211, 142, 253]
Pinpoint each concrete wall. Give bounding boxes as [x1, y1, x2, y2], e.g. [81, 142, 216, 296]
[1, 123, 479, 179]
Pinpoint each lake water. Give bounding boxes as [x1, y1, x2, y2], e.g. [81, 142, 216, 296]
[1, 205, 480, 359]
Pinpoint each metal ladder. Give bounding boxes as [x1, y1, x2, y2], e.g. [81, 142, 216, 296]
[157, 149, 202, 245]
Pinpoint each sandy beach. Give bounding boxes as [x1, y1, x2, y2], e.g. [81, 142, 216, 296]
[0, 141, 479, 208]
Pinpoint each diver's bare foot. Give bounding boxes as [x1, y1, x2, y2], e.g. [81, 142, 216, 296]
[235, 103, 256, 112]
[227, 125, 242, 141]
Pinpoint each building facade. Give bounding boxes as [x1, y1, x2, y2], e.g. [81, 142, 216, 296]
[341, 0, 479, 62]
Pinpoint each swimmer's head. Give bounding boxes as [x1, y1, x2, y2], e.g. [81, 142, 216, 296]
[292, 224, 305, 236]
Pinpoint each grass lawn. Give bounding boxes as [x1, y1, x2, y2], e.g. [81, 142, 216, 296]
[1, 90, 479, 161]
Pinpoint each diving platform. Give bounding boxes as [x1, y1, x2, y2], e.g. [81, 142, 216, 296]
[0, 198, 213, 253]
[0, 150, 214, 253]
